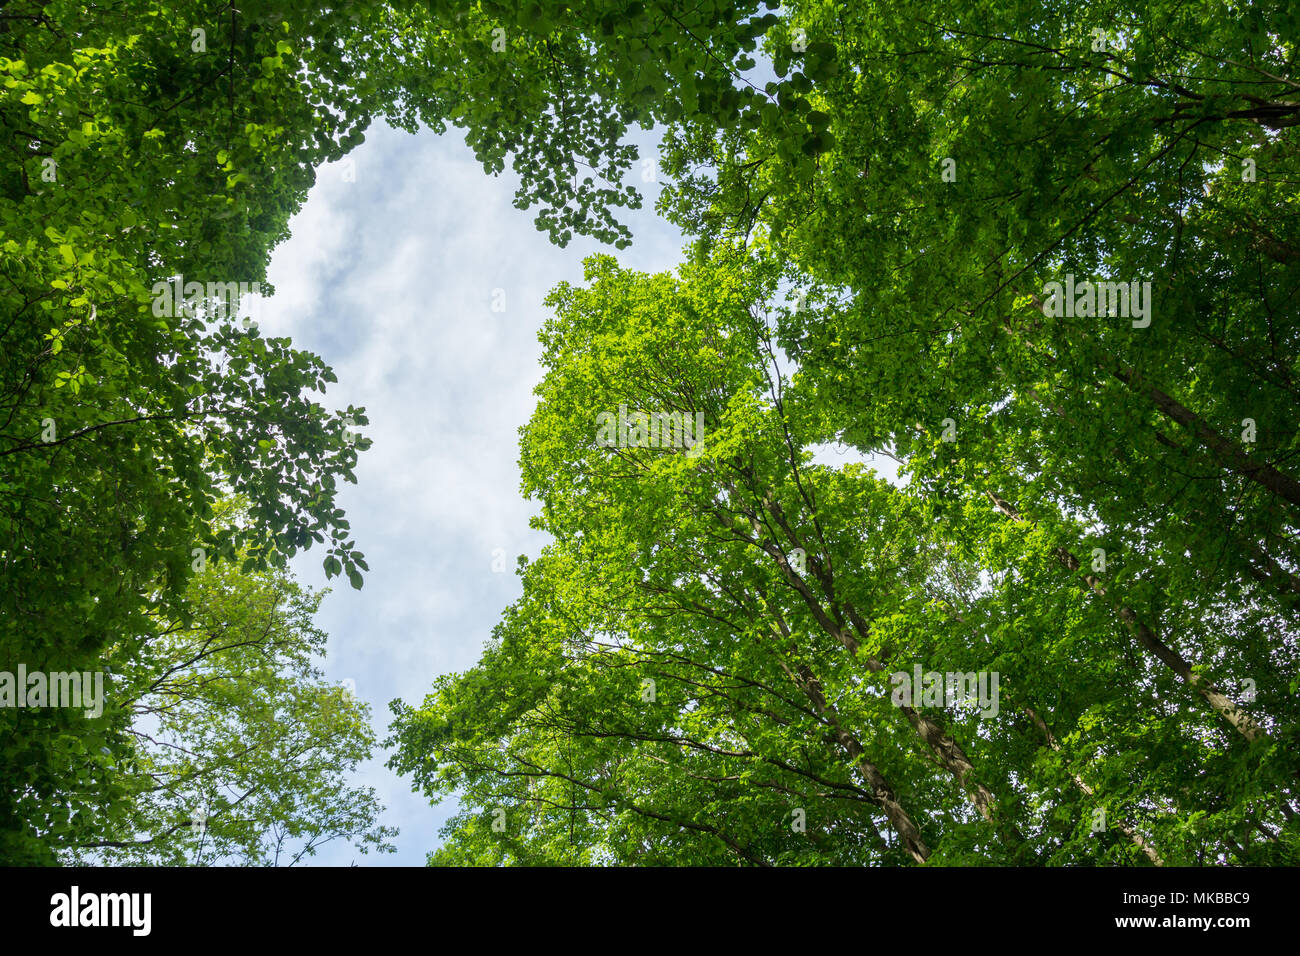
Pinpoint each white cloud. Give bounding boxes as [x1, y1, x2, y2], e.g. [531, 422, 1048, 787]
[268, 122, 685, 864]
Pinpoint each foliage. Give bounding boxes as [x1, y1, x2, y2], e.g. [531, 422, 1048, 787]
[64, 554, 396, 866]
[391, 254, 1300, 864]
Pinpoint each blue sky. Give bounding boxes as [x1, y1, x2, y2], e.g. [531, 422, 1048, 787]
[258, 120, 686, 865]
[259, 119, 890, 865]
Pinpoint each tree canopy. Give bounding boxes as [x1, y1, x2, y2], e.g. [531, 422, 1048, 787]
[2, 0, 1296, 866]
[389, 253, 1299, 864]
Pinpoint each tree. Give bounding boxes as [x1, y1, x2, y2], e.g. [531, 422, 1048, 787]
[1, 0, 388, 858]
[0, 0, 790, 861]
[392, 253, 1299, 864]
[656, 0, 1300, 642]
[61, 531, 396, 866]
[652, 0, 1300, 847]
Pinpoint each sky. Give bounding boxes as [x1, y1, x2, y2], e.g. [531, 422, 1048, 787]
[258, 119, 890, 866]
[256, 120, 683, 865]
